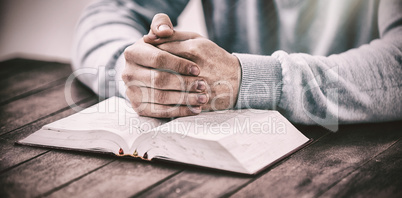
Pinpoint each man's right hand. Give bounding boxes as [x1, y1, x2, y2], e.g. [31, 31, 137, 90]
[122, 14, 209, 118]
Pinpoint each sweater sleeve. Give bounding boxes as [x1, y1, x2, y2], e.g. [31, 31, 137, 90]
[234, 0, 402, 127]
[72, 0, 189, 99]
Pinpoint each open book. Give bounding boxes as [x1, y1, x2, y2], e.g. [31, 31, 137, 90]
[18, 96, 311, 175]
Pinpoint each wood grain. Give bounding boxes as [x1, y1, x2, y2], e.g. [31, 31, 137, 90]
[0, 80, 94, 135]
[45, 160, 180, 198]
[0, 59, 63, 79]
[230, 121, 402, 197]
[0, 59, 72, 105]
[0, 150, 112, 198]
[0, 98, 98, 173]
[322, 139, 402, 198]
[135, 169, 250, 198]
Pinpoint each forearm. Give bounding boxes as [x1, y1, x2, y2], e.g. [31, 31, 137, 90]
[276, 32, 401, 124]
[234, 0, 402, 125]
[71, 0, 189, 98]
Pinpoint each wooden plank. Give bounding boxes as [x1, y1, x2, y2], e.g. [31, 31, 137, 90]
[0, 150, 113, 198]
[0, 60, 73, 105]
[230, 121, 402, 197]
[44, 160, 180, 198]
[321, 139, 402, 197]
[0, 98, 98, 173]
[0, 58, 58, 79]
[0, 80, 94, 135]
[132, 126, 328, 197]
[134, 169, 250, 198]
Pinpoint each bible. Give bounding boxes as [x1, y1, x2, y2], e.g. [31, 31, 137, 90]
[18, 96, 311, 175]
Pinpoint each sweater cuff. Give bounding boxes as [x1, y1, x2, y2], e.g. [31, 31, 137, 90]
[233, 53, 283, 109]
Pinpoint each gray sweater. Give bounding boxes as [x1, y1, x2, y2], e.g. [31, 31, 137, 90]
[72, 0, 402, 127]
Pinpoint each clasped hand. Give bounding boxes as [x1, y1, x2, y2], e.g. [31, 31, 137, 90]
[122, 14, 241, 118]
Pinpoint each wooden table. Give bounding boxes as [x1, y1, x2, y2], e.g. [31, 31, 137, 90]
[0, 58, 401, 198]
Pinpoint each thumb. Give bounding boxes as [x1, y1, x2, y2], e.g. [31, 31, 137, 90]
[149, 13, 174, 39]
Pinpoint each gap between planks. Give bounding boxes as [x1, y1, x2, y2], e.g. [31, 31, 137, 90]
[315, 137, 402, 198]
[0, 77, 69, 106]
[37, 159, 117, 198]
[0, 96, 96, 138]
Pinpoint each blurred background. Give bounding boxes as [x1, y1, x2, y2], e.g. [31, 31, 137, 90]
[0, 0, 207, 62]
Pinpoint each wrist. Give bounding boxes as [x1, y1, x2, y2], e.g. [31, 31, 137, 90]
[230, 54, 241, 108]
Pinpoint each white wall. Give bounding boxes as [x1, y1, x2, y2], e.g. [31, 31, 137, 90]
[0, 0, 207, 62]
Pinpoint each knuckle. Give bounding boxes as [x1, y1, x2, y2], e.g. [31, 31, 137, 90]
[187, 44, 198, 57]
[124, 46, 144, 65]
[185, 42, 203, 60]
[123, 46, 131, 58]
[123, 45, 136, 61]
[176, 60, 188, 74]
[121, 71, 133, 83]
[151, 50, 167, 67]
[197, 39, 210, 49]
[123, 46, 131, 59]
[130, 100, 142, 110]
[153, 72, 169, 88]
[131, 101, 141, 109]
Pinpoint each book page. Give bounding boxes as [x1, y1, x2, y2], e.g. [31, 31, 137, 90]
[43, 97, 166, 149]
[138, 109, 309, 174]
[20, 129, 129, 154]
[150, 110, 250, 141]
[134, 132, 248, 173]
[218, 110, 309, 173]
